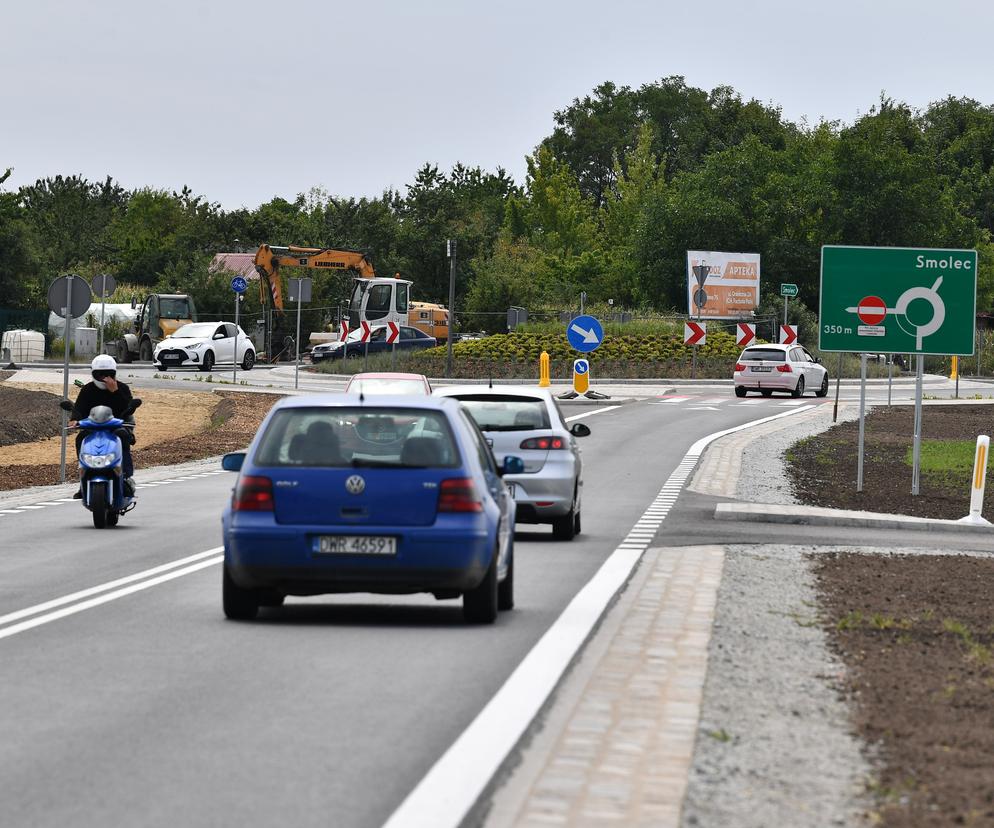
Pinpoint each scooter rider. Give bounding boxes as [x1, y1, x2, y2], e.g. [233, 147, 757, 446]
[69, 355, 136, 498]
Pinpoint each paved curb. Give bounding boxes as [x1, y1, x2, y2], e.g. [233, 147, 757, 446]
[715, 502, 994, 534]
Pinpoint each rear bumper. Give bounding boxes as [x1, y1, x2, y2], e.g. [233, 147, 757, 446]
[505, 464, 576, 522]
[733, 371, 797, 391]
[224, 518, 493, 595]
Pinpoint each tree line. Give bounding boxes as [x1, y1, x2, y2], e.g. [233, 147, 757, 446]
[2, 75, 993, 331]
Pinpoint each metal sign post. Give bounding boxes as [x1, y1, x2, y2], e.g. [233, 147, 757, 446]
[60, 276, 73, 483]
[832, 353, 843, 423]
[857, 353, 867, 492]
[446, 239, 457, 378]
[231, 276, 248, 384]
[912, 355, 924, 495]
[288, 278, 312, 391]
[690, 262, 708, 380]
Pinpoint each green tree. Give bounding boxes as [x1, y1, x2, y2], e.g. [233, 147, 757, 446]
[0, 168, 40, 308]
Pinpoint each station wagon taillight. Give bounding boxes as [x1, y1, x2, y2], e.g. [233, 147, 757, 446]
[438, 478, 483, 512]
[734, 362, 745, 372]
[777, 364, 793, 373]
[233, 475, 274, 512]
[520, 436, 564, 450]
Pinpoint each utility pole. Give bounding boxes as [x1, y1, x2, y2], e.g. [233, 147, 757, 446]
[446, 239, 457, 377]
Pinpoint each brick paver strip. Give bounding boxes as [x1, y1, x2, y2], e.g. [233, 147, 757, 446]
[505, 546, 724, 827]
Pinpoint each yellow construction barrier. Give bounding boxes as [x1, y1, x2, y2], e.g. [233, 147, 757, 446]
[538, 351, 550, 387]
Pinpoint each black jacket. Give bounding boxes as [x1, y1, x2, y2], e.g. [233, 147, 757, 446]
[71, 380, 134, 422]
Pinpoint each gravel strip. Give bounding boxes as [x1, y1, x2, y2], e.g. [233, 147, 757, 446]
[736, 402, 863, 504]
[680, 544, 871, 828]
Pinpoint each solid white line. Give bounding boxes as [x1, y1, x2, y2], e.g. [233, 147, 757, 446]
[564, 406, 621, 422]
[0, 557, 222, 641]
[18, 505, 47, 510]
[36, 501, 66, 506]
[0, 509, 25, 514]
[0, 548, 223, 630]
[381, 403, 819, 828]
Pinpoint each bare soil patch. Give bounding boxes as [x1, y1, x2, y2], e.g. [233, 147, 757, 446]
[815, 553, 994, 827]
[786, 404, 994, 520]
[0, 382, 282, 490]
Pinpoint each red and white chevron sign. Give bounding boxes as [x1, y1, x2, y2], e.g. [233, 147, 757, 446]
[341, 320, 350, 340]
[684, 321, 706, 346]
[360, 321, 372, 343]
[736, 322, 756, 348]
[779, 324, 797, 346]
[386, 321, 400, 344]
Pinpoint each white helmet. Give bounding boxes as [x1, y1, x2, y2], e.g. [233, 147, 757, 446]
[91, 354, 118, 389]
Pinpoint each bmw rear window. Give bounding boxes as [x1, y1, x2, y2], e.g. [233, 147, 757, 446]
[740, 348, 786, 362]
[254, 407, 460, 468]
[451, 395, 551, 431]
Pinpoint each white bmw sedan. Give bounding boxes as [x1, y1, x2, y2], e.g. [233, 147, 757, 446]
[153, 322, 256, 372]
[733, 343, 828, 398]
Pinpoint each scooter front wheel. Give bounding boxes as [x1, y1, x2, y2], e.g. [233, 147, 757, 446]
[90, 481, 110, 529]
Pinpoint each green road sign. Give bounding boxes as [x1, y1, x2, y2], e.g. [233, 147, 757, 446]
[780, 283, 798, 297]
[819, 245, 977, 355]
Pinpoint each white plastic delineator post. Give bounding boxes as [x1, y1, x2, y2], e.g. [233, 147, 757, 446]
[959, 435, 992, 525]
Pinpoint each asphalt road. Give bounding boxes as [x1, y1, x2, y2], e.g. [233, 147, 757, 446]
[0, 391, 833, 828]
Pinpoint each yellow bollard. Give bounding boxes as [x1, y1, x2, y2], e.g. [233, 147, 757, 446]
[951, 355, 958, 380]
[538, 351, 550, 387]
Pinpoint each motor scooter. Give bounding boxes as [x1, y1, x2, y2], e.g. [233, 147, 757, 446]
[60, 399, 142, 528]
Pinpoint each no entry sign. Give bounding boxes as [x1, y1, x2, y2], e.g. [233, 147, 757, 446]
[855, 295, 887, 326]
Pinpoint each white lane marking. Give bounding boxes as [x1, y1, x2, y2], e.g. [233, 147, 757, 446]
[0, 510, 25, 514]
[383, 402, 817, 828]
[564, 406, 621, 423]
[36, 501, 66, 506]
[54, 498, 78, 503]
[17, 505, 47, 510]
[0, 557, 222, 642]
[0, 548, 223, 632]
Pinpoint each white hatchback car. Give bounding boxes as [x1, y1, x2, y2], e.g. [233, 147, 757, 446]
[153, 322, 256, 372]
[433, 385, 590, 540]
[733, 343, 829, 398]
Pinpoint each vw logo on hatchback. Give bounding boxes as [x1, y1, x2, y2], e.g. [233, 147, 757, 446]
[345, 475, 366, 495]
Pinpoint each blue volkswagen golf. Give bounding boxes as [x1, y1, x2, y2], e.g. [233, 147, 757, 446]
[220, 395, 521, 623]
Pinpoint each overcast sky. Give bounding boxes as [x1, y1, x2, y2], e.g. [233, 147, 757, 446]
[4, 0, 993, 211]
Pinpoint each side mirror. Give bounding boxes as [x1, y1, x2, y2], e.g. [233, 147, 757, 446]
[222, 452, 245, 472]
[213, 332, 226, 340]
[502, 455, 525, 476]
[570, 422, 591, 437]
[59, 400, 73, 412]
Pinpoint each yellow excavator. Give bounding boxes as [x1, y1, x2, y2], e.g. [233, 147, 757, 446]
[252, 244, 450, 347]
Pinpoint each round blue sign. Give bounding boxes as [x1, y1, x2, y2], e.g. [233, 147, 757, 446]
[231, 276, 248, 294]
[566, 315, 603, 353]
[574, 359, 589, 375]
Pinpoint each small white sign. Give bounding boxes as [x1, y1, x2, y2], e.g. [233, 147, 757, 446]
[858, 325, 886, 337]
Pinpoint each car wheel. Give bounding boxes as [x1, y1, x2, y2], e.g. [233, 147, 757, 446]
[552, 494, 577, 541]
[791, 375, 805, 398]
[497, 546, 514, 612]
[734, 386, 747, 398]
[199, 351, 215, 372]
[223, 565, 259, 620]
[139, 339, 153, 362]
[816, 374, 830, 397]
[761, 389, 773, 397]
[153, 363, 164, 372]
[463, 548, 498, 624]
[241, 350, 255, 371]
[118, 340, 133, 364]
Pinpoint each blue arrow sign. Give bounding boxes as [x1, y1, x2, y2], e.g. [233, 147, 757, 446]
[231, 276, 248, 294]
[574, 359, 589, 375]
[566, 314, 603, 353]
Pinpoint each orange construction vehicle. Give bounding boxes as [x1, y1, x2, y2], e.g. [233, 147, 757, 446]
[252, 244, 450, 344]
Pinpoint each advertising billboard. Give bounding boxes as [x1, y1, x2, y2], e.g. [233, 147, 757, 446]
[686, 251, 761, 319]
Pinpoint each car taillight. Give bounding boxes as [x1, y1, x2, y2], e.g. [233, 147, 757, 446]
[777, 364, 792, 373]
[734, 362, 745, 372]
[438, 478, 483, 512]
[233, 475, 274, 511]
[520, 436, 564, 450]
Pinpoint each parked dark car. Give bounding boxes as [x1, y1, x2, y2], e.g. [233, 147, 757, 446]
[310, 325, 437, 363]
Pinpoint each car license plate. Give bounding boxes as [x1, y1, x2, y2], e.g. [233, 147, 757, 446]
[162, 354, 180, 362]
[506, 482, 518, 499]
[313, 535, 396, 555]
[751, 366, 772, 372]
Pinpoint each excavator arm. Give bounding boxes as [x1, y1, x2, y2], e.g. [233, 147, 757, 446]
[253, 244, 376, 311]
